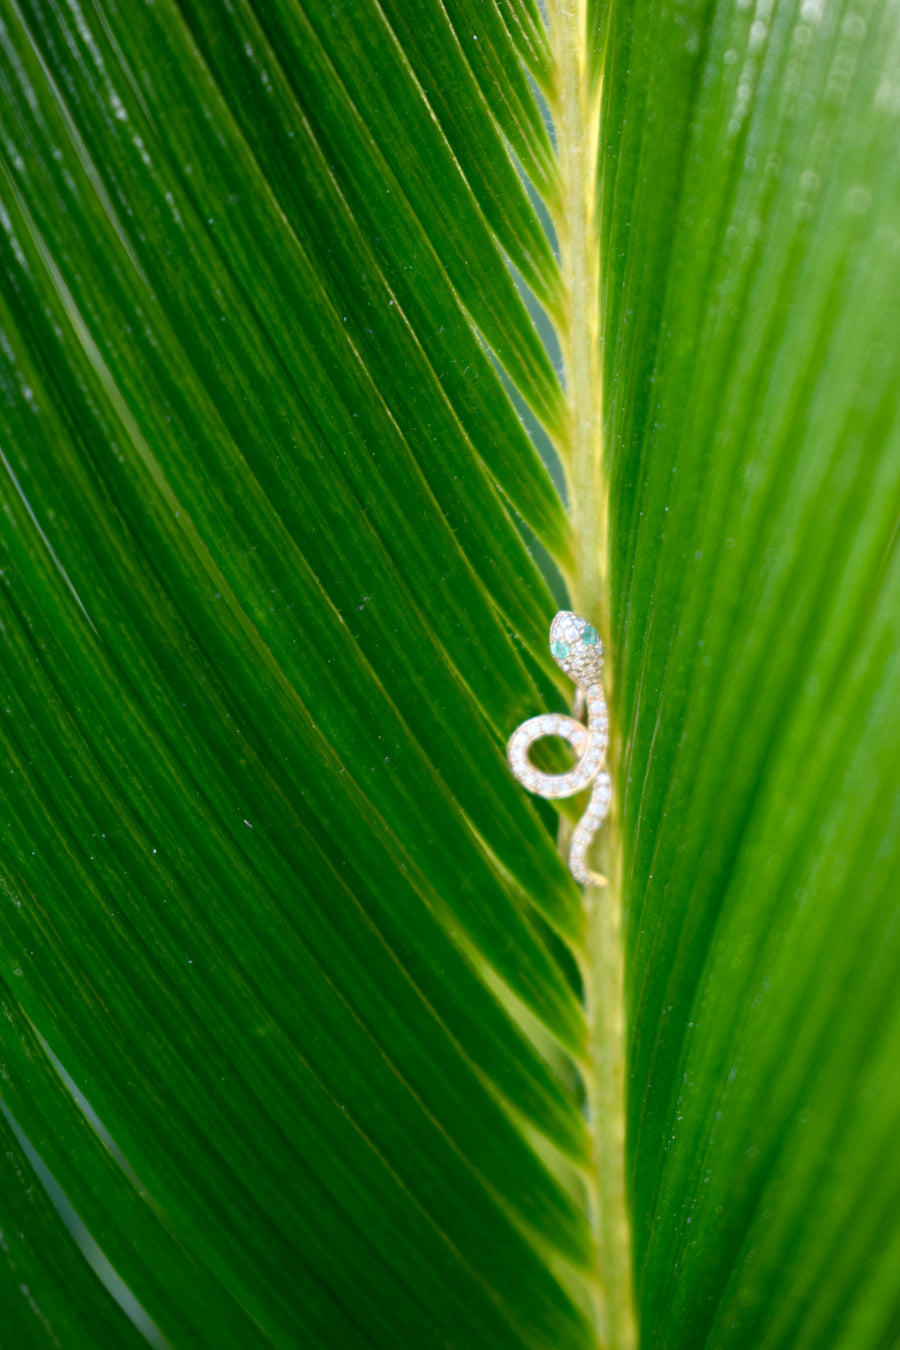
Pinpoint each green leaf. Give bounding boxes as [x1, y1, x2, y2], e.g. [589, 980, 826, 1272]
[603, 0, 900, 1342]
[3, 0, 900, 1347]
[0, 2, 591, 1346]
[0, 1098, 151, 1349]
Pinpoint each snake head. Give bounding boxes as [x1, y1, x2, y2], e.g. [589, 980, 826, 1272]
[549, 611, 603, 687]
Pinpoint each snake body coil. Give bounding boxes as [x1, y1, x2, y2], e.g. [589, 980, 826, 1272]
[507, 611, 610, 886]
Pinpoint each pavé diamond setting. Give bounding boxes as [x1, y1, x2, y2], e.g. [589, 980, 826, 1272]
[507, 611, 610, 886]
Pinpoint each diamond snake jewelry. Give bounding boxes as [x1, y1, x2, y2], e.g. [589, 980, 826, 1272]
[507, 611, 611, 886]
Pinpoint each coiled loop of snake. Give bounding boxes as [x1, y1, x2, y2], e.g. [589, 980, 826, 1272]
[506, 612, 611, 886]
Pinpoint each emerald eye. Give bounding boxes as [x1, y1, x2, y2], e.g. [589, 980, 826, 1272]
[581, 625, 599, 646]
[551, 639, 570, 659]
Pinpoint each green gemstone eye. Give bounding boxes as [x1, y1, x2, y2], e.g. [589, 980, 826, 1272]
[581, 625, 599, 646]
[551, 639, 570, 659]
